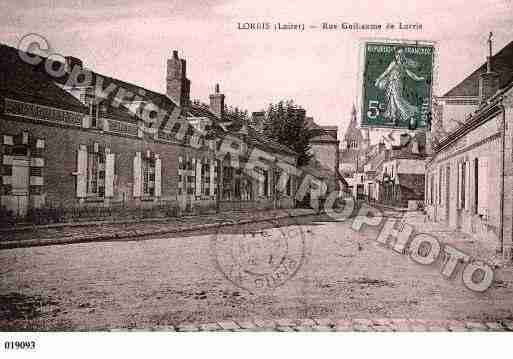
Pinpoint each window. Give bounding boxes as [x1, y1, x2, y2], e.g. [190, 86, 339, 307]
[142, 157, 155, 197]
[30, 167, 42, 177]
[87, 148, 105, 197]
[12, 145, 28, 156]
[222, 166, 234, 200]
[241, 177, 253, 201]
[187, 175, 195, 195]
[203, 162, 210, 196]
[286, 176, 292, 196]
[257, 169, 269, 197]
[3, 165, 12, 176]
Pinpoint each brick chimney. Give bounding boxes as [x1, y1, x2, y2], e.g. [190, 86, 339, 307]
[479, 32, 500, 104]
[209, 83, 225, 119]
[166, 50, 191, 107]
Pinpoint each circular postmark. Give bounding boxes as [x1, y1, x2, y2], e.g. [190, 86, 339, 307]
[212, 210, 306, 293]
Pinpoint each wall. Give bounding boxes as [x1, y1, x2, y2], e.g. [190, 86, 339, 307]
[1, 115, 298, 215]
[1, 116, 207, 210]
[437, 98, 479, 133]
[311, 142, 338, 172]
[397, 159, 426, 174]
[425, 106, 505, 248]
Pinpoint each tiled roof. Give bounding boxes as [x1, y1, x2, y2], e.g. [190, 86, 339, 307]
[0, 44, 86, 112]
[306, 117, 338, 142]
[1, 43, 297, 158]
[443, 40, 513, 97]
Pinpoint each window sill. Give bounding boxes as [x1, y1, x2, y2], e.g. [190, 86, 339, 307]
[84, 197, 105, 203]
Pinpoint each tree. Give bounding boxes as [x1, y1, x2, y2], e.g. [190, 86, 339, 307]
[264, 100, 314, 166]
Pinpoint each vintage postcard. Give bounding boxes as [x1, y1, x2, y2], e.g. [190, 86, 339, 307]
[0, 0, 512, 357]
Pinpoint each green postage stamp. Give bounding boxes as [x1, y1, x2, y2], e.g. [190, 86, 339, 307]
[361, 41, 435, 129]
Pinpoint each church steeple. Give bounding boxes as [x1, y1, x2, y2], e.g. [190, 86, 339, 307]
[343, 104, 363, 149]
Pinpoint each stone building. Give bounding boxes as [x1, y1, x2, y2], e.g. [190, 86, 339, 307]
[306, 117, 339, 174]
[425, 39, 513, 259]
[374, 132, 426, 208]
[355, 130, 427, 208]
[339, 105, 370, 197]
[304, 116, 346, 194]
[0, 43, 298, 221]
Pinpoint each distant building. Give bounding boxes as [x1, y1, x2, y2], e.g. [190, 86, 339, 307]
[303, 116, 346, 199]
[368, 132, 427, 208]
[305, 117, 340, 174]
[339, 105, 370, 177]
[425, 38, 513, 259]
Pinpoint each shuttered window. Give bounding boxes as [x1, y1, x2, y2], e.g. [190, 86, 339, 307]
[154, 156, 162, 197]
[87, 150, 105, 197]
[195, 158, 202, 196]
[464, 161, 470, 211]
[105, 152, 115, 198]
[459, 161, 466, 210]
[76, 144, 114, 199]
[477, 157, 488, 216]
[76, 145, 88, 198]
[142, 156, 155, 197]
[133, 152, 142, 198]
[209, 159, 215, 196]
[457, 162, 462, 209]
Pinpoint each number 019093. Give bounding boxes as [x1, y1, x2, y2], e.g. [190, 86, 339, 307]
[4, 341, 36, 350]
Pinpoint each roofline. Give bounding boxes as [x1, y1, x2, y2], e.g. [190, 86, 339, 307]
[432, 85, 513, 154]
[442, 40, 513, 97]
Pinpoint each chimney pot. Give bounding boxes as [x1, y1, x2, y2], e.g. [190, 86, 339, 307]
[479, 33, 500, 103]
[209, 84, 225, 118]
[173, 50, 178, 59]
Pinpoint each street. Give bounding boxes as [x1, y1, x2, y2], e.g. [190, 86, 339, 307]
[1, 211, 513, 331]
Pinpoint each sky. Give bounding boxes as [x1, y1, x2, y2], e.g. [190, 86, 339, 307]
[1, 0, 513, 139]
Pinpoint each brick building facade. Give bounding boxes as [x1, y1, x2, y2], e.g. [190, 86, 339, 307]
[0, 44, 298, 220]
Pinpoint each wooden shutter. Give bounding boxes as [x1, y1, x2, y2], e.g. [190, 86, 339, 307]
[154, 155, 162, 197]
[464, 161, 471, 210]
[133, 152, 142, 198]
[76, 145, 88, 198]
[195, 158, 202, 196]
[105, 152, 115, 197]
[209, 159, 215, 196]
[478, 157, 488, 215]
[457, 162, 462, 209]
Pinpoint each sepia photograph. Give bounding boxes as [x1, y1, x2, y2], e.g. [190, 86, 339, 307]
[0, 0, 512, 357]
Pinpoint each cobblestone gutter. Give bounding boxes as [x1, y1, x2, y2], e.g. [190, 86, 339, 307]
[109, 318, 513, 332]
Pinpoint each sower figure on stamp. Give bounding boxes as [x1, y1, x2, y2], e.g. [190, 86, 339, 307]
[374, 47, 425, 126]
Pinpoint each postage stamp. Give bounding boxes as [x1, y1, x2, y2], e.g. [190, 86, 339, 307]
[211, 210, 306, 293]
[360, 40, 435, 129]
